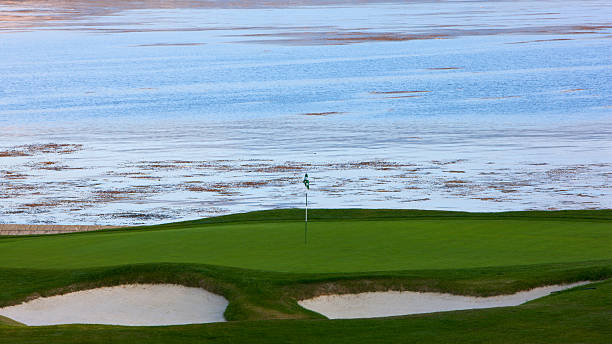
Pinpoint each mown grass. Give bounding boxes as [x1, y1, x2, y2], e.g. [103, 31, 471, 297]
[0, 209, 610, 342]
[1, 210, 611, 272]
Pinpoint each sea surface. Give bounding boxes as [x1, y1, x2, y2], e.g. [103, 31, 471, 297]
[0, 0, 611, 225]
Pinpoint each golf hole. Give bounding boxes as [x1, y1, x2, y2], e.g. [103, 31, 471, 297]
[298, 281, 590, 319]
[0, 284, 228, 326]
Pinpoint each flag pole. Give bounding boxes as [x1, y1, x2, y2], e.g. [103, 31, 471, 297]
[305, 191, 308, 244]
[303, 173, 309, 245]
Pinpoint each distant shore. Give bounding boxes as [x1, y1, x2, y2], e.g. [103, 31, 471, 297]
[0, 224, 123, 236]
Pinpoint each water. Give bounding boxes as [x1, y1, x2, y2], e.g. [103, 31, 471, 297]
[0, 0, 611, 224]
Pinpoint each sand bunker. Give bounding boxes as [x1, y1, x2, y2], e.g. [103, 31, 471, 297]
[299, 282, 589, 319]
[0, 284, 228, 326]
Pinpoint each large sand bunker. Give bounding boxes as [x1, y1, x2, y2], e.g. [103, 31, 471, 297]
[299, 282, 590, 319]
[0, 284, 228, 326]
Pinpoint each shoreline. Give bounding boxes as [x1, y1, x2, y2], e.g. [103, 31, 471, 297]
[0, 224, 124, 236]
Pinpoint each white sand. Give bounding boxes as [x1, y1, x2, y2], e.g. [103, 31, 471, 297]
[0, 284, 228, 326]
[299, 281, 590, 319]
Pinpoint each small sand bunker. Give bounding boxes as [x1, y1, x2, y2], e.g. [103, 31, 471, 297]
[299, 282, 589, 319]
[0, 284, 228, 326]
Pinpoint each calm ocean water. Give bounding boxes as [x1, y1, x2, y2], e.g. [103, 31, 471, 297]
[0, 0, 611, 224]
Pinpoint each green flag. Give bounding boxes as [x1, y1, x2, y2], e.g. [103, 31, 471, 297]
[303, 173, 310, 190]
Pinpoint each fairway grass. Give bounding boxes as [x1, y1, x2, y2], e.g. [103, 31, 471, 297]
[0, 209, 610, 343]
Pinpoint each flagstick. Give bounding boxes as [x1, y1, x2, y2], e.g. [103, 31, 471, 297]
[302, 173, 309, 245]
[305, 191, 308, 245]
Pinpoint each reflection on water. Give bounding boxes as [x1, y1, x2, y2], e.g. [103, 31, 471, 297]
[0, 0, 611, 224]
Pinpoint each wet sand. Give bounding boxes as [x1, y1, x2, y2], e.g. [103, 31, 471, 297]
[1, 143, 610, 225]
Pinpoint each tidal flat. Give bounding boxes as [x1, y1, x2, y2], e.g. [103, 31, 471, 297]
[0, 0, 611, 225]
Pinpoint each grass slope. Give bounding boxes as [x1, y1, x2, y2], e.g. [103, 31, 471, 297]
[0, 315, 24, 327]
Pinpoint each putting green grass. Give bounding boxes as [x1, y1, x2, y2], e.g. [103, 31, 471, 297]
[0, 210, 611, 272]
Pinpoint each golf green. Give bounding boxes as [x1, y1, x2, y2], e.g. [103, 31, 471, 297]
[1, 215, 610, 272]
